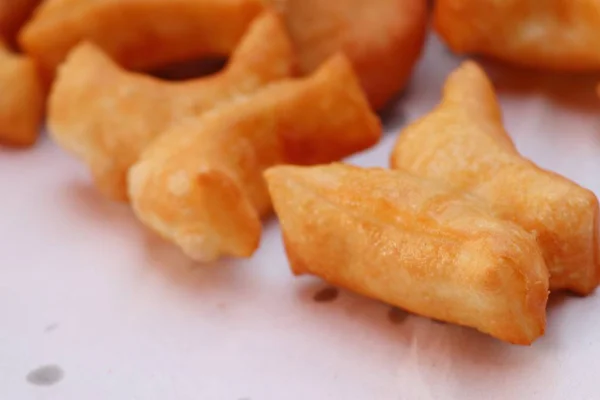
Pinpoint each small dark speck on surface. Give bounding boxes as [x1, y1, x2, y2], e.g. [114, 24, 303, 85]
[387, 307, 409, 324]
[313, 287, 339, 303]
[26, 365, 64, 386]
[44, 323, 59, 333]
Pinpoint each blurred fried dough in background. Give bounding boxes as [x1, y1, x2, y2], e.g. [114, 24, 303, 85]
[435, 0, 600, 71]
[128, 55, 381, 262]
[49, 11, 296, 201]
[0, 42, 44, 146]
[266, 0, 428, 109]
[266, 163, 549, 345]
[19, 0, 265, 77]
[391, 61, 600, 295]
[0, 0, 40, 46]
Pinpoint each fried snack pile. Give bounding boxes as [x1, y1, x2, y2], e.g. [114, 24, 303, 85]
[128, 55, 381, 262]
[435, 0, 600, 71]
[2, 0, 428, 151]
[0, 42, 44, 146]
[268, 0, 427, 109]
[391, 62, 600, 295]
[3, 0, 600, 347]
[49, 12, 295, 201]
[266, 163, 549, 345]
[19, 0, 265, 76]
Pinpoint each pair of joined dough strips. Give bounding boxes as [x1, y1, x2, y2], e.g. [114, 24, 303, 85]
[50, 12, 296, 201]
[49, 11, 381, 261]
[20, 0, 266, 77]
[267, 62, 599, 345]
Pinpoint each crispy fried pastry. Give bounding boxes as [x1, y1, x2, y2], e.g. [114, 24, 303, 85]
[48, 12, 295, 201]
[266, 0, 428, 109]
[19, 0, 264, 75]
[0, 0, 40, 45]
[128, 54, 381, 262]
[391, 61, 600, 295]
[0, 41, 44, 146]
[266, 163, 549, 345]
[435, 0, 600, 71]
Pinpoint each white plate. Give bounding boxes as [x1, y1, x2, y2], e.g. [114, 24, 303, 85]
[2, 35, 600, 400]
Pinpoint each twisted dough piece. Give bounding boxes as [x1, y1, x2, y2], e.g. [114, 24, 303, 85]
[391, 61, 600, 295]
[435, 0, 600, 71]
[267, 0, 428, 109]
[49, 11, 295, 201]
[266, 163, 549, 345]
[19, 0, 265, 76]
[128, 55, 381, 262]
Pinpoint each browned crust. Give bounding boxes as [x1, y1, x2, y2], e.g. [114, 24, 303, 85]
[48, 11, 296, 201]
[268, 0, 428, 109]
[128, 54, 381, 261]
[266, 163, 549, 345]
[434, 0, 600, 71]
[391, 61, 600, 295]
[20, 0, 265, 75]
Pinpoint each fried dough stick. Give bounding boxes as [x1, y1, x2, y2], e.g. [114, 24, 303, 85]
[49, 12, 295, 201]
[391, 62, 600, 295]
[266, 163, 549, 345]
[0, 42, 44, 146]
[268, 0, 427, 109]
[128, 55, 381, 262]
[435, 0, 600, 71]
[19, 0, 264, 76]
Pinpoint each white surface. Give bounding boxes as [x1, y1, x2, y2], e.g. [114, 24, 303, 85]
[2, 36, 600, 400]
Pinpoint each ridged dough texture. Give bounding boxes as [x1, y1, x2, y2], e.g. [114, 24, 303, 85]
[49, 12, 296, 201]
[266, 0, 428, 109]
[0, 42, 44, 147]
[266, 163, 549, 345]
[391, 61, 600, 295]
[128, 55, 381, 262]
[19, 0, 265, 75]
[435, 0, 600, 71]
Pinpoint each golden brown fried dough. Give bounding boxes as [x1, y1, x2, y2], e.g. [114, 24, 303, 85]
[391, 61, 600, 295]
[266, 163, 549, 345]
[128, 55, 381, 262]
[267, 0, 427, 109]
[49, 11, 295, 201]
[0, 0, 40, 45]
[19, 0, 264, 75]
[0, 42, 44, 146]
[435, 0, 600, 71]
